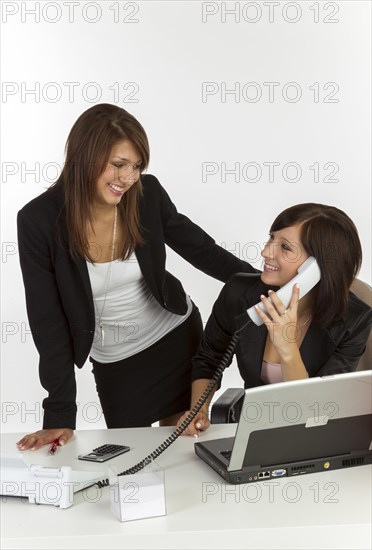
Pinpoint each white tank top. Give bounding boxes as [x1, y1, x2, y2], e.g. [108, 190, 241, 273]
[87, 253, 192, 363]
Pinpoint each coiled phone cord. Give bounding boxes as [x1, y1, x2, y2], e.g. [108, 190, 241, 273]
[96, 319, 251, 488]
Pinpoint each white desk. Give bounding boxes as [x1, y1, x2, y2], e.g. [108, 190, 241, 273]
[1, 425, 371, 549]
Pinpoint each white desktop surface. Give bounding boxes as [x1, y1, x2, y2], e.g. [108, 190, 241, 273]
[1, 425, 371, 550]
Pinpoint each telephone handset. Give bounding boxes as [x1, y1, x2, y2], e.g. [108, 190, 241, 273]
[247, 256, 321, 326]
[95, 257, 321, 488]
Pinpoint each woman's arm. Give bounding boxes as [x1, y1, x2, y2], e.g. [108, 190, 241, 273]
[177, 279, 238, 434]
[176, 379, 214, 435]
[17, 208, 78, 432]
[154, 176, 257, 281]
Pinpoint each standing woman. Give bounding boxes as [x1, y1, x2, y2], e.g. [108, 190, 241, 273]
[16, 103, 256, 451]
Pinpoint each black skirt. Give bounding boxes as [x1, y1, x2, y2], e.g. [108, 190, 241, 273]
[90, 303, 203, 428]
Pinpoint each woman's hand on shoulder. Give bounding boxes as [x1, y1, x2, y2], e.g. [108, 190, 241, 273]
[176, 410, 210, 436]
[16, 428, 74, 451]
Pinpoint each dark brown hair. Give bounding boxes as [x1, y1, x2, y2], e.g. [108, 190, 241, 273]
[270, 203, 362, 328]
[51, 104, 149, 261]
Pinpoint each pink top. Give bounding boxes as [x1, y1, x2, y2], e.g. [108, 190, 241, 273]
[261, 360, 283, 385]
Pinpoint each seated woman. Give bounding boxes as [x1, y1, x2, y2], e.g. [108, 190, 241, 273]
[177, 203, 372, 435]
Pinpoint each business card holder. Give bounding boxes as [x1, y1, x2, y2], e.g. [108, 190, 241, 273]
[109, 460, 166, 522]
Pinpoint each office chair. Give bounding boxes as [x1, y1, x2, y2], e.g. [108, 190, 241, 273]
[350, 278, 372, 371]
[211, 278, 372, 424]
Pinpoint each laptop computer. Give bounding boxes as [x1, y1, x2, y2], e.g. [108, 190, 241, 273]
[194, 370, 372, 484]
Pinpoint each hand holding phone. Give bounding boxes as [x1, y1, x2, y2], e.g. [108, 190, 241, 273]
[247, 257, 321, 326]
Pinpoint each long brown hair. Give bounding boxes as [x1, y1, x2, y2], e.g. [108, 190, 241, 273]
[51, 104, 149, 261]
[270, 203, 362, 327]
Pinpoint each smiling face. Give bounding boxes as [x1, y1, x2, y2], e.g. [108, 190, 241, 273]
[94, 139, 143, 208]
[260, 224, 309, 287]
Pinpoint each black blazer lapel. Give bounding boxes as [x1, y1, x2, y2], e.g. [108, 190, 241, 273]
[299, 322, 331, 376]
[74, 255, 95, 315]
[232, 275, 279, 387]
[57, 212, 95, 317]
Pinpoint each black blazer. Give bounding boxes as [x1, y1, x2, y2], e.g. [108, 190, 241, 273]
[192, 273, 372, 388]
[17, 175, 256, 429]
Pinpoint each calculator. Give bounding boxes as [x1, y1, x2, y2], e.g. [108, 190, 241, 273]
[78, 444, 130, 462]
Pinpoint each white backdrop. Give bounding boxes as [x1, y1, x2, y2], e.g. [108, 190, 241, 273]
[1, 0, 371, 433]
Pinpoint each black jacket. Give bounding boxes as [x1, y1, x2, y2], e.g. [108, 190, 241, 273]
[17, 175, 256, 429]
[192, 273, 372, 387]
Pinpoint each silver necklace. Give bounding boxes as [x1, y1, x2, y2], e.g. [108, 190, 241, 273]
[96, 206, 118, 347]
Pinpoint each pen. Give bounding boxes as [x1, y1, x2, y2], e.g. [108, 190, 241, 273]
[48, 439, 60, 455]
